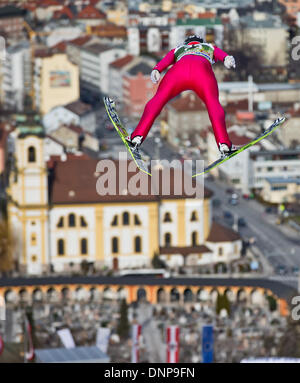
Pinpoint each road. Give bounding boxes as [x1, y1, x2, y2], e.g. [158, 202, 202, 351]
[137, 303, 166, 363]
[102, 121, 300, 285]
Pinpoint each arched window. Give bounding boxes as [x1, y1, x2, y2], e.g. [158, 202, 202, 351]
[164, 232, 172, 247]
[80, 216, 87, 227]
[112, 237, 119, 253]
[122, 212, 129, 225]
[28, 146, 36, 163]
[190, 211, 198, 221]
[111, 215, 118, 226]
[192, 231, 198, 246]
[68, 213, 76, 227]
[81, 238, 88, 255]
[31, 233, 37, 246]
[218, 247, 223, 256]
[135, 236, 142, 253]
[58, 239, 65, 256]
[163, 212, 172, 222]
[134, 214, 141, 225]
[57, 217, 64, 228]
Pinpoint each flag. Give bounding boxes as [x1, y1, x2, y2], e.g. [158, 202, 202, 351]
[202, 325, 214, 363]
[166, 325, 179, 363]
[0, 335, 4, 356]
[96, 327, 111, 354]
[57, 328, 75, 349]
[24, 315, 35, 361]
[131, 324, 141, 363]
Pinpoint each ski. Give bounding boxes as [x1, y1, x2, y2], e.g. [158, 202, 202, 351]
[193, 117, 286, 177]
[103, 97, 152, 176]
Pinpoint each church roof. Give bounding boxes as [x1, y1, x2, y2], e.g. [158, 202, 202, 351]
[48, 155, 213, 204]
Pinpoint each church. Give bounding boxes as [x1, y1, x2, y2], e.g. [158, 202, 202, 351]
[6, 114, 242, 275]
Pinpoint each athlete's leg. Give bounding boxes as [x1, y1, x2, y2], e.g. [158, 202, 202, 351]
[131, 62, 188, 142]
[192, 60, 231, 148]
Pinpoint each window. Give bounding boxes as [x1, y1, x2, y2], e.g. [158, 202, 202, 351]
[163, 212, 172, 222]
[164, 232, 172, 247]
[122, 212, 129, 225]
[80, 216, 87, 227]
[58, 239, 65, 256]
[57, 217, 64, 228]
[28, 146, 36, 163]
[31, 233, 37, 246]
[191, 231, 198, 246]
[112, 237, 119, 253]
[135, 236, 142, 253]
[218, 247, 223, 256]
[31, 255, 37, 262]
[134, 214, 141, 225]
[190, 211, 198, 222]
[68, 213, 76, 227]
[81, 238, 88, 255]
[111, 215, 118, 226]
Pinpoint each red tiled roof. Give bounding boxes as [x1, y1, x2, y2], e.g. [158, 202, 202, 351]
[53, 6, 74, 19]
[206, 221, 241, 243]
[236, 111, 255, 121]
[68, 35, 92, 46]
[169, 93, 206, 112]
[77, 5, 106, 19]
[38, 0, 61, 7]
[64, 100, 92, 115]
[225, 99, 250, 114]
[51, 41, 67, 53]
[228, 130, 251, 146]
[198, 12, 216, 19]
[49, 155, 212, 204]
[110, 54, 134, 69]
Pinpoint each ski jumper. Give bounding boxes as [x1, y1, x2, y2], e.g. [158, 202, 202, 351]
[131, 42, 232, 148]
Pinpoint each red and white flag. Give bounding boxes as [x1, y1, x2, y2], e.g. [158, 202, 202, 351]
[166, 325, 180, 363]
[24, 315, 35, 361]
[0, 335, 4, 356]
[131, 324, 141, 363]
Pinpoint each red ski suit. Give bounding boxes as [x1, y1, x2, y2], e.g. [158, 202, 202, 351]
[131, 43, 232, 147]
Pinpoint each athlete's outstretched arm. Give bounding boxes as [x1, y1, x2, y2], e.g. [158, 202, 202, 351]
[213, 46, 229, 62]
[153, 49, 176, 72]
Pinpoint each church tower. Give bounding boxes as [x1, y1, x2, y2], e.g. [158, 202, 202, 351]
[7, 114, 49, 275]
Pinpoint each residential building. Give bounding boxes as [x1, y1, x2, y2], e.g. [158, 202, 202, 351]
[7, 117, 242, 275]
[228, 12, 289, 69]
[0, 41, 31, 111]
[262, 177, 300, 204]
[166, 93, 210, 147]
[0, 5, 26, 42]
[80, 43, 126, 96]
[49, 124, 99, 153]
[277, 106, 300, 147]
[76, 4, 107, 26]
[43, 100, 96, 134]
[123, 62, 156, 117]
[34, 49, 79, 115]
[169, 17, 224, 49]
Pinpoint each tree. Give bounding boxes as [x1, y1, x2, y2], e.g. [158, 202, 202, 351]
[151, 252, 166, 269]
[216, 293, 231, 316]
[117, 299, 130, 339]
[266, 295, 277, 312]
[0, 220, 14, 272]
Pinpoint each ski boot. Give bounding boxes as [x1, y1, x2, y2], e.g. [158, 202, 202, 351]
[219, 143, 239, 159]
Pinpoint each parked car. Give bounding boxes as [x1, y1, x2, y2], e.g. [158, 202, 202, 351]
[238, 217, 247, 227]
[224, 211, 233, 220]
[226, 188, 234, 194]
[212, 198, 221, 207]
[265, 206, 277, 214]
[228, 198, 238, 206]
